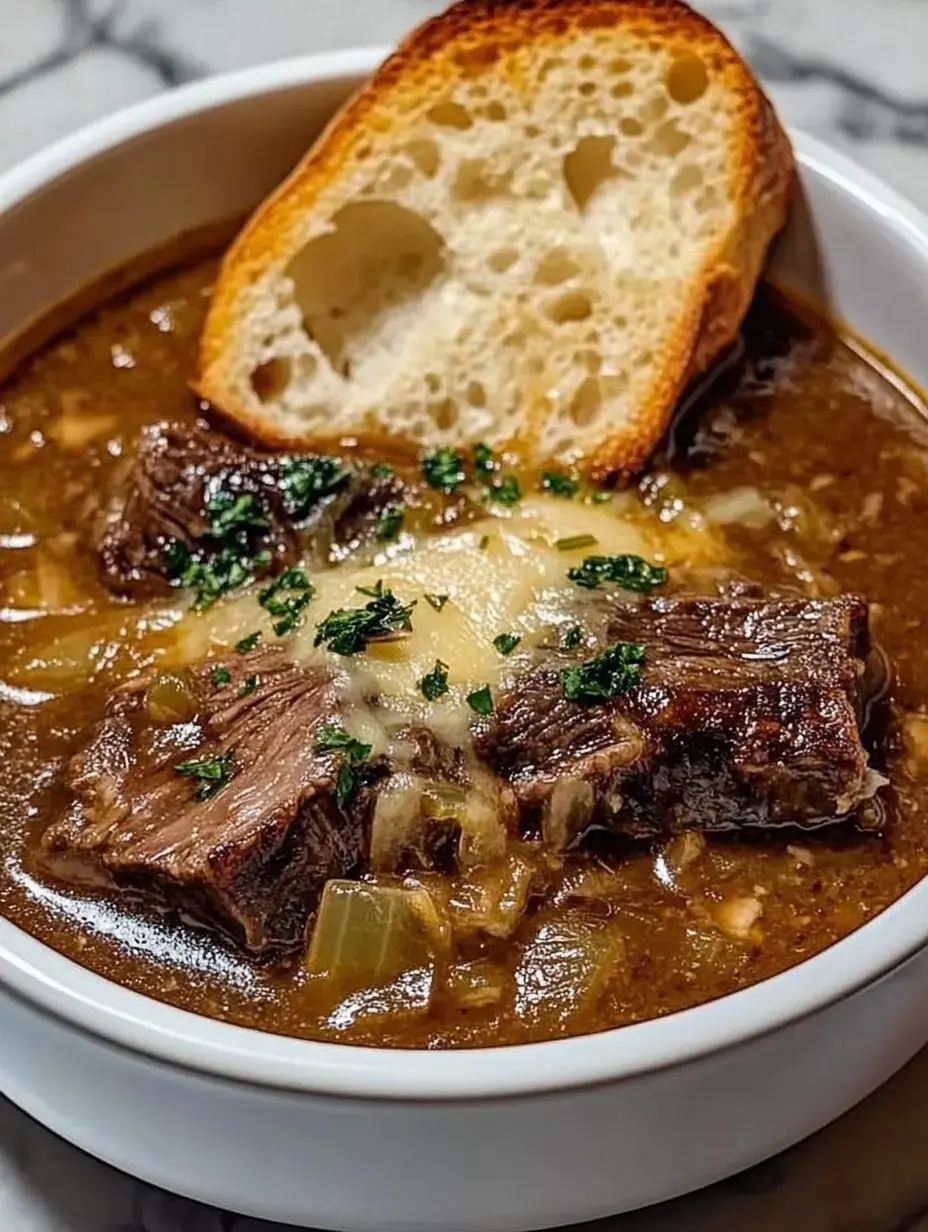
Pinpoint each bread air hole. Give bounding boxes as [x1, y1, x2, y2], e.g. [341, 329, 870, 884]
[672, 163, 703, 197]
[407, 139, 440, 178]
[429, 398, 459, 429]
[466, 381, 487, 408]
[535, 249, 581, 286]
[428, 101, 473, 130]
[569, 376, 603, 425]
[250, 357, 293, 403]
[489, 247, 519, 274]
[547, 291, 593, 325]
[453, 159, 512, 203]
[285, 201, 446, 382]
[666, 53, 710, 104]
[649, 119, 691, 157]
[564, 135, 623, 211]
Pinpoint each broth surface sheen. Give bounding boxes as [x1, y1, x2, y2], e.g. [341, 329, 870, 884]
[2, 256, 928, 1048]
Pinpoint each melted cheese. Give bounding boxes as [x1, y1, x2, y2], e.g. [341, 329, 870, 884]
[185, 494, 723, 715]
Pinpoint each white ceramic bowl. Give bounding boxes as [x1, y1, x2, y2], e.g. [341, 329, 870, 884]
[3, 49, 928, 1232]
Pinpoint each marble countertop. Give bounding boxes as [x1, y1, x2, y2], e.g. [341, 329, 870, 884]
[4, 1, 928, 1229]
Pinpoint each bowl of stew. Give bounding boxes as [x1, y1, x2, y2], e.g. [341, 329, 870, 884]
[4, 47, 928, 1232]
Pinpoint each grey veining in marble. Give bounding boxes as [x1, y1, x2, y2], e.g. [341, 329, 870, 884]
[3, 1, 928, 1229]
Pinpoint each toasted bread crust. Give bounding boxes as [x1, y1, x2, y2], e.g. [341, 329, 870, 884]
[196, 0, 794, 479]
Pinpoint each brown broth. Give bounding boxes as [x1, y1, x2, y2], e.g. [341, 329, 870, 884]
[2, 256, 928, 1048]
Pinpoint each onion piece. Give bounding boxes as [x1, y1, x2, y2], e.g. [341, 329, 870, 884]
[513, 911, 625, 1029]
[446, 960, 508, 1009]
[369, 775, 424, 872]
[306, 880, 440, 995]
[702, 487, 774, 529]
[326, 967, 434, 1032]
[145, 670, 198, 723]
[542, 778, 594, 852]
[448, 853, 536, 939]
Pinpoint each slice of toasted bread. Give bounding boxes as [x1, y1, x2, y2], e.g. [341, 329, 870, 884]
[196, 0, 793, 480]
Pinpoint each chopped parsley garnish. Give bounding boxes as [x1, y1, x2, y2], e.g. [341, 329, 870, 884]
[235, 631, 262, 654]
[163, 539, 192, 579]
[314, 724, 373, 762]
[174, 750, 235, 801]
[556, 534, 598, 552]
[211, 665, 231, 687]
[280, 456, 351, 518]
[314, 725, 375, 809]
[238, 674, 258, 697]
[314, 587, 416, 656]
[493, 632, 521, 656]
[473, 442, 495, 477]
[206, 491, 268, 538]
[563, 624, 584, 651]
[561, 641, 645, 704]
[424, 592, 450, 612]
[164, 483, 273, 611]
[374, 504, 404, 541]
[356, 580, 386, 599]
[589, 490, 613, 505]
[421, 447, 466, 493]
[419, 659, 450, 701]
[467, 686, 494, 716]
[259, 567, 314, 636]
[541, 470, 580, 498]
[370, 462, 395, 480]
[568, 554, 668, 593]
[486, 474, 522, 506]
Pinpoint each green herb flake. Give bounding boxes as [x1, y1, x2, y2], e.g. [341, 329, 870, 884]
[541, 470, 580, 498]
[259, 567, 314, 637]
[174, 750, 235, 801]
[493, 632, 521, 657]
[473, 442, 495, 477]
[166, 482, 276, 612]
[374, 504, 404, 541]
[370, 462, 395, 480]
[467, 686, 494, 716]
[238, 674, 259, 697]
[556, 534, 598, 552]
[314, 587, 416, 656]
[563, 624, 584, 651]
[419, 659, 450, 702]
[211, 665, 231, 688]
[314, 724, 376, 809]
[589, 490, 613, 505]
[561, 641, 645, 704]
[235, 631, 262, 654]
[421, 447, 466, 494]
[280, 456, 351, 518]
[568, 554, 668, 593]
[163, 539, 192, 580]
[314, 724, 373, 763]
[356, 580, 386, 599]
[424, 592, 450, 612]
[478, 534, 490, 550]
[487, 473, 522, 507]
[206, 491, 269, 538]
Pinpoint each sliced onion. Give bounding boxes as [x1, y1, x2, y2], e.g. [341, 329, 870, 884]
[457, 773, 508, 869]
[326, 967, 434, 1032]
[513, 911, 625, 1030]
[369, 775, 424, 872]
[702, 486, 774, 529]
[448, 852, 536, 939]
[145, 670, 197, 723]
[446, 960, 508, 1009]
[542, 778, 594, 852]
[306, 880, 440, 995]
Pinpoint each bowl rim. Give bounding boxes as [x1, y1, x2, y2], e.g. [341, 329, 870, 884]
[3, 48, 928, 1104]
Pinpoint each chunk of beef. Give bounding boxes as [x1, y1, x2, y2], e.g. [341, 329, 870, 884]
[98, 423, 407, 598]
[478, 595, 877, 838]
[43, 648, 384, 954]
